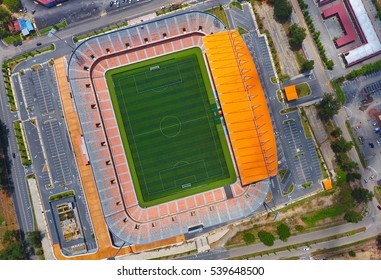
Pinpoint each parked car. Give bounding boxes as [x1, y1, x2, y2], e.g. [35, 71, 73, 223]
[377, 205, 381, 211]
[369, 143, 374, 148]
[364, 179, 368, 184]
[36, 42, 42, 46]
[370, 175, 375, 180]
[12, 153, 15, 158]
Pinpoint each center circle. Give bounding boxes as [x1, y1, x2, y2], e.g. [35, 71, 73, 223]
[160, 116, 181, 138]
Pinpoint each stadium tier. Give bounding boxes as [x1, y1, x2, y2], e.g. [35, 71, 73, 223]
[66, 11, 276, 247]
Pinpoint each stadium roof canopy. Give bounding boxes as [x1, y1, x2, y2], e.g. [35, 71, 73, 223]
[321, 2, 356, 47]
[343, 0, 381, 65]
[284, 85, 298, 101]
[203, 30, 278, 185]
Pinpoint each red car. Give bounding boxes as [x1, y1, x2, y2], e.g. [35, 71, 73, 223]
[377, 205, 381, 211]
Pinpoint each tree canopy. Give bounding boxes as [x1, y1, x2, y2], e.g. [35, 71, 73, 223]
[274, 0, 292, 23]
[301, 60, 314, 72]
[276, 223, 291, 242]
[243, 232, 255, 245]
[288, 24, 306, 48]
[0, 230, 26, 260]
[352, 187, 374, 204]
[318, 93, 341, 121]
[258, 231, 275, 246]
[331, 137, 353, 153]
[3, 0, 22, 12]
[344, 211, 362, 223]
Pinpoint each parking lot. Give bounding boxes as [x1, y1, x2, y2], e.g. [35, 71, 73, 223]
[13, 62, 97, 254]
[341, 73, 381, 185]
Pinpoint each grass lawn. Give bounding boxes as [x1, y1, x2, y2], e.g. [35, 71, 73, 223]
[374, 185, 381, 204]
[106, 48, 236, 207]
[13, 121, 31, 166]
[156, 3, 189, 16]
[300, 108, 312, 138]
[206, 7, 229, 28]
[301, 204, 348, 227]
[296, 83, 311, 98]
[279, 169, 288, 180]
[332, 79, 346, 105]
[282, 183, 294, 195]
[230, 1, 243, 10]
[237, 26, 248, 35]
[345, 120, 366, 168]
[39, 19, 68, 35]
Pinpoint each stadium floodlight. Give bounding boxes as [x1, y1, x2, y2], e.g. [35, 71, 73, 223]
[48, 28, 75, 51]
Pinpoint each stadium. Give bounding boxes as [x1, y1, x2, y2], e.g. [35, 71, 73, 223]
[63, 11, 277, 248]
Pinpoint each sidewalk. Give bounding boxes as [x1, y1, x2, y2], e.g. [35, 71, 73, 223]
[27, 178, 55, 260]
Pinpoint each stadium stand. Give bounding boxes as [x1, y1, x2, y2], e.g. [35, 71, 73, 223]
[203, 30, 278, 185]
[66, 12, 274, 246]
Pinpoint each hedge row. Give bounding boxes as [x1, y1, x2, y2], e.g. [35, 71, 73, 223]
[297, 0, 334, 69]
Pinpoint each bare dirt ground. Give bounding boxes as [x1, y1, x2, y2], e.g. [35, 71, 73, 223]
[315, 239, 381, 260]
[0, 190, 18, 250]
[216, 190, 338, 248]
[255, 2, 300, 77]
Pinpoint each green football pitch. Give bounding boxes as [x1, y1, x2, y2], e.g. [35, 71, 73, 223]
[106, 48, 236, 207]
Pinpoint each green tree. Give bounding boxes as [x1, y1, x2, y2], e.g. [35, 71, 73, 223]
[331, 137, 353, 153]
[0, 230, 26, 260]
[352, 187, 374, 204]
[295, 225, 304, 232]
[276, 223, 291, 242]
[243, 232, 255, 245]
[376, 234, 381, 250]
[344, 211, 362, 223]
[0, 7, 11, 25]
[346, 172, 361, 182]
[288, 24, 306, 48]
[258, 231, 275, 246]
[348, 250, 356, 257]
[274, 0, 292, 23]
[330, 127, 342, 138]
[301, 60, 314, 72]
[27, 231, 42, 248]
[318, 93, 341, 121]
[3, 0, 22, 12]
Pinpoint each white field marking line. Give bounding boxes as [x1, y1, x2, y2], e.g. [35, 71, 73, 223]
[174, 175, 197, 188]
[152, 159, 211, 195]
[36, 70, 51, 113]
[134, 115, 207, 138]
[136, 63, 183, 94]
[46, 121, 68, 184]
[157, 160, 204, 194]
[117, 75, 150, 195]
[191, 60, 226, 177]
[287, 121, 307, 183]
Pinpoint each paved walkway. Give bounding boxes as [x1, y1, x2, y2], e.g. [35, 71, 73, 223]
[27, 178, 55, 260]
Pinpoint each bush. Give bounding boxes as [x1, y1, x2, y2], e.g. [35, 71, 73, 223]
[288, 24, 306, 49]
[301, 60, 314, 72]
[258, 231, 275, 246]
[277, 223, 291, 242]
[295, 225, 305, 232]
[344, 211, 362, 223]
[352, 187, 374, 204]
[3, 0, 21, 12]
[243, 232, 256, 245]
[274, 0, 292, 23]
[348, 250, 356, 257]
